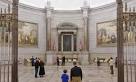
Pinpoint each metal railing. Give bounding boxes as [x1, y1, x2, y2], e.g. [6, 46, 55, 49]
[0, 4, 12, 82]
[123, 3, 136, 82]
[0, 0, 19, 82]
[117, 0, 136, 82]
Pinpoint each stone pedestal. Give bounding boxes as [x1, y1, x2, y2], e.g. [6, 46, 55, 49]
[46, 51, 89, 65]
[46, 51, 57, 65]
[79, 51, 89, 65]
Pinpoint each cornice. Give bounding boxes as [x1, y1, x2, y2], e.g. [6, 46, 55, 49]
[90, 2, 116, 12]
[20, 2, 117, 14]
[0, 0, 135, 14]
[0, 0, 10, 4]
[0, 0, 45, 13]
[53, 10, 81, 14]
[123, 0, 133, 3]
[19, 3, 44, 12]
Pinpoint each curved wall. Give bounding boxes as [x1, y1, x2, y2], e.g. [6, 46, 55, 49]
[18, 5, 46, 60]
[0, 1, 47, 61]
[89, 0, 136, 59]
[89, 2, 117, 58]
[0, 0, 136, 61]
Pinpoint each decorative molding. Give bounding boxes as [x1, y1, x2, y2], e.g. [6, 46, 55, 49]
[90, 2, 116, 12]
[53, 10, 81, 14]
[0, 0, 135, 14]
[57, 22, 78, 28]
[57, 22, 78, 34]
[19, 3, 44, 12]
[58, 30, 77, 34]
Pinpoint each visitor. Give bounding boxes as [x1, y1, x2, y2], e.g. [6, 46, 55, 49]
[70, 62, 82, 82]
[57, 57, 60, 66]
[61, 69, 69, 82]
[38, 57, 41, 62]
[107, 57, 110, 64]
[62, 56, 65, 66]
[111, 34, 116, 43]
[30, 56, 35, 66]
[39, 60, 45, 77]
[34, 58, 39, 78]
[34, 57, 38, 63]
[97, 57, 100, 66]
[115, 57, 118, 68]
[109, 57, 114, 74]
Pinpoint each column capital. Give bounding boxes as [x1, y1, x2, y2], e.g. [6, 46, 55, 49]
[81, 7, 90, 18]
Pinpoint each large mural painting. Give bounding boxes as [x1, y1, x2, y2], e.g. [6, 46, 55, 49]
[18, 21, 38, 47]
[97, 20, 136, 47]
[97, 20, 117, 47]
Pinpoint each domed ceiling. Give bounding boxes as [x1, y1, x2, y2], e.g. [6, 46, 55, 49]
[19, 0, 115, 10]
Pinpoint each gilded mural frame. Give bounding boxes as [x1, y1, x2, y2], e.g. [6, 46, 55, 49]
[18, 21, 38, 47]
[0, 21, 39, 47]
[96, 20, 117, 47]
[97, 19, 136, 47]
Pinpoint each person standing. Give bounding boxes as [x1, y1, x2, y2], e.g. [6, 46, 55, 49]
[57, 57, 60, 66]
[34, 59, 39, 78]
[62, 56, 65, 66]
[61, 69, 69, 82]
[39, 60, 45, 77]
[109, 57, 114, 74]
[70, 62, 82, 82]
[30, 56, 35, 66]
[115, 57, 118, 68]
[63, 56, 65, 66]
[97, 57, 100, 66]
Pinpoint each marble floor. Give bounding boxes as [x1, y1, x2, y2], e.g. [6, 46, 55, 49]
[18, 64, 117, 82]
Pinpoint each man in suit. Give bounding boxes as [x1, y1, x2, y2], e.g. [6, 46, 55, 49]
[70, 62, 82, 82]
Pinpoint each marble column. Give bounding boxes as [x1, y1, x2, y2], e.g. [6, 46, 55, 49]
[45, 1, 56, 65]
[81, 4, 90, 51]
[46, 1, 54, 51]
[80, 0, 90, 65]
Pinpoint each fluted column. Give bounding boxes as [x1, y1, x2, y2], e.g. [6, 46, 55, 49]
[46, 4, 54, 51]
[81, 6, 90, 51]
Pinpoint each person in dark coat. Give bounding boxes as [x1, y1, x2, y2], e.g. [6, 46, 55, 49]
[30, 56, 35, 66]
[57, 57, 60, 66]
[115, 57, 118, 68]
[97, 57, 100, 66]
[34, 59, 39, 78]
[39, 60, 45, 77]
[70, 62, 82, 82]
[62, 56, 65, 66]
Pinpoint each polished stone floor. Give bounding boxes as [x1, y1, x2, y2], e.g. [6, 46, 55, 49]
[18, 63, 117, 82]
